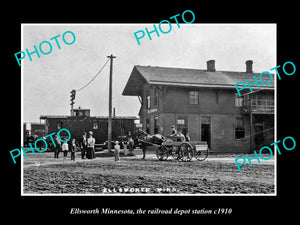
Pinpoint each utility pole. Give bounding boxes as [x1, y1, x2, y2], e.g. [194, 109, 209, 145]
[107, 54, 116, 151]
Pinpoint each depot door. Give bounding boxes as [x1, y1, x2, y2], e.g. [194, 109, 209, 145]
[201, 116, 211, 149]
[254, 123, 264, 148]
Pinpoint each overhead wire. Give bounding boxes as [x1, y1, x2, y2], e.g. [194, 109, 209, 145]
[75, 58, 110, 92]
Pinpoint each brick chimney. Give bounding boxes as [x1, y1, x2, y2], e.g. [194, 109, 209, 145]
[246, 60, 253, 73]
[206, 60, 216, 72]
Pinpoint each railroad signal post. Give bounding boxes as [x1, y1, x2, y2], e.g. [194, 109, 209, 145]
[70, 89, 76, 116]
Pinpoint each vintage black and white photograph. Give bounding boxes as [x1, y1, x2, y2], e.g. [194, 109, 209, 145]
[21, 23, 276, 195]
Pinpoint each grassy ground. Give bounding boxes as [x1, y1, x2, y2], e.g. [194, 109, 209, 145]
[22, 150, 275, 195]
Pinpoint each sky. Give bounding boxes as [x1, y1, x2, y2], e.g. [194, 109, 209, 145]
[22, 24, 276, 123]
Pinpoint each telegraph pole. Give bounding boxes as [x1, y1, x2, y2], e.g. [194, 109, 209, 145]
[107, 54, 116, 151]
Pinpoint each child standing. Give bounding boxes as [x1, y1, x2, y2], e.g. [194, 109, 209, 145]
[70, 138, 76, 161]
[62, 139, 69, 160]
[114, 141, 120, 162]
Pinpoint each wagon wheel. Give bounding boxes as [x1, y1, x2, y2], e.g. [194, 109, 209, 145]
[194, 147, 209, 161]
[156, 145, 168, 161]
[179, 143, 193, 162]
[171, 146, 181, 160]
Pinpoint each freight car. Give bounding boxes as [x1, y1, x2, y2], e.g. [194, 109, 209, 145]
[39, 114, 138, 145]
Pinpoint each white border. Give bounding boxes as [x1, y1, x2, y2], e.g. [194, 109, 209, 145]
[21, 23, 277, 197]
[21, 24, 24, 194]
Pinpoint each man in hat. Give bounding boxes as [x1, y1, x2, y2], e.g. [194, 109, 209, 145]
[170, 125, 177, 137]
[80, 132, 87, 159]
[54, 134, 61, 158]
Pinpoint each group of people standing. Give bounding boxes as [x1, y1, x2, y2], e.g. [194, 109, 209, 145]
[53, 135, 76, 161]
[53, 131, 96, 161]
[50, 126, 189, 162]
[51, 129, 135, 162]
[79, 131, 96, 159]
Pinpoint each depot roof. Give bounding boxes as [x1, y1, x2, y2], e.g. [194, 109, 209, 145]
[122, 65, 275, 96]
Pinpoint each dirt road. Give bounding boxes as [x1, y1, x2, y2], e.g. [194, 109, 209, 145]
[22, 151, 275, 195]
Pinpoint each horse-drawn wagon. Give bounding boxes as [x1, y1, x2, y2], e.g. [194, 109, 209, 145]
[137, 129, 209, 162]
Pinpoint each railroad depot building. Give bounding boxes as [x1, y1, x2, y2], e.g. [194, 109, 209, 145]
[122, 60, 275, 153]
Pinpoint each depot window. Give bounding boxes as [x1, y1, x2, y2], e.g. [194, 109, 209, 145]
[57, 122, 62, 130]
[177, 116, 187, 134]
[235, 117, 245, 139]
[189, 91, 199, 105]
[235, 93, 243, 107]
[93, 122, 99, 129]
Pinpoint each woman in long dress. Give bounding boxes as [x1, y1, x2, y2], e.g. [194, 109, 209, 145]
[87, 131, 95, 159]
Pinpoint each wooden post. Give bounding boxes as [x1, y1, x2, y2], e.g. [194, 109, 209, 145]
[107, 54, 116, 151]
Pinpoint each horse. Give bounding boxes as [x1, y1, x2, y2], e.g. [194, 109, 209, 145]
[136, 129, 166, 159]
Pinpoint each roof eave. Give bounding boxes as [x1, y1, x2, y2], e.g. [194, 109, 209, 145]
[148, 81, 274, 90]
